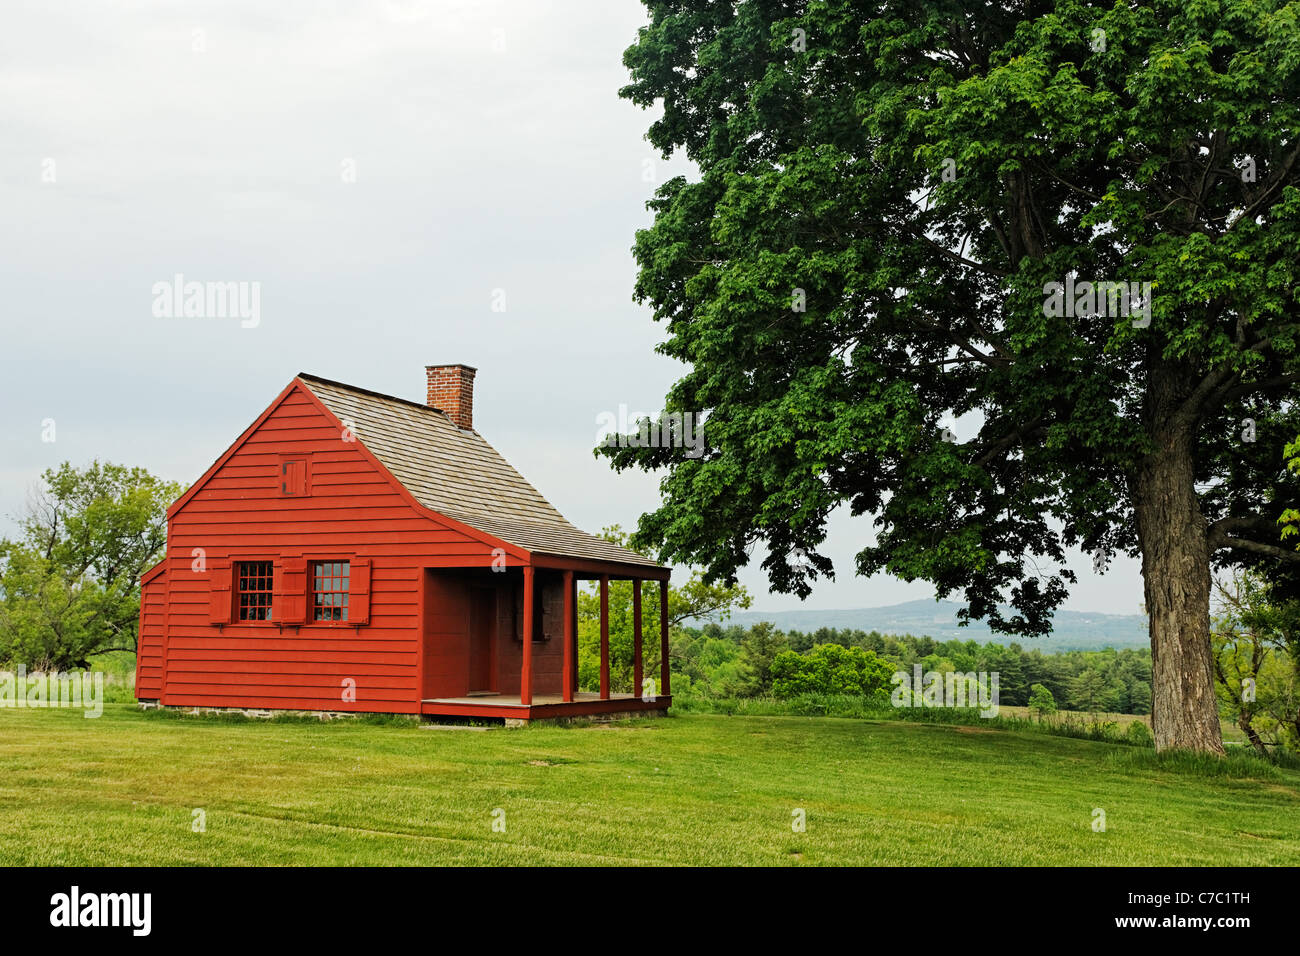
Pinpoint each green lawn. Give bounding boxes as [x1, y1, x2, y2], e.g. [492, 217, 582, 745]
[0, 705, 1296, 865]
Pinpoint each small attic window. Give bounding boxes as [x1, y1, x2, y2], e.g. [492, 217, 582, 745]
[280, 457, 310, 497]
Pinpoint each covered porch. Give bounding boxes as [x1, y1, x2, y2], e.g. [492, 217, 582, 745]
[421, 691, 667, 722]
[418, 556, 671, 723]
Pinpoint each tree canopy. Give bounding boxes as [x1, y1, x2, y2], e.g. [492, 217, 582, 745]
[606, 0, 1300, 752]
[0, 461, 181, 670]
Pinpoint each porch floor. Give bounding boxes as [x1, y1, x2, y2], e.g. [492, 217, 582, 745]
[420, 691, 671, 721]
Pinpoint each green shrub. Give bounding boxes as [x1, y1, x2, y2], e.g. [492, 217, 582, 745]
[1027, 683, 1057, 720]
[770, 644, 894, 700]
[1126, 719, 1154, 747]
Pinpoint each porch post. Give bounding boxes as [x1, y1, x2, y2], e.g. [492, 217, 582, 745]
[521, 566, 534, 706]
[659, 578, 670, 697]
[570, 573, 579, 694]
[599, 574, 610, 700]
[632, 579, 643, 700]
[562, 570, 575, 702]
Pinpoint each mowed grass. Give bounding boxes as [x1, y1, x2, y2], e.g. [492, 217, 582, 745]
[0, 705, 1296, 866]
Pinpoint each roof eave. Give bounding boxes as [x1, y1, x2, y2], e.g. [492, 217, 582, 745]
[527, 551, 671, 580]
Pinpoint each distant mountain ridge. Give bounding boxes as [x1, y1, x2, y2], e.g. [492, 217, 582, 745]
[706, 598, 1148, 652]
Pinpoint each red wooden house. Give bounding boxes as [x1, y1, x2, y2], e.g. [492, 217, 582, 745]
[136, 365, 671, 722]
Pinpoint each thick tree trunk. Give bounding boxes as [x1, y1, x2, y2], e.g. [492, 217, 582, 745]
[1133, 427, 1226, 755]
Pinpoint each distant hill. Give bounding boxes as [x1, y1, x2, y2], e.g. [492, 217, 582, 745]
[702, 598, 1148, 652]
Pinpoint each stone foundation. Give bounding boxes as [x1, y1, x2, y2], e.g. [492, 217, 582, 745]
[140, 701, 419, 722]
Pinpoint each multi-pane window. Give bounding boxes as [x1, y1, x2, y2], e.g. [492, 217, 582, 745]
[237, 561, 274, 621]
[312, 561, 350, 622]
[512, 578, 548, 642]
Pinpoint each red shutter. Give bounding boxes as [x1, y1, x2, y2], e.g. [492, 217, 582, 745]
[276, 557, 308, 624]
[349, 558, 371, 625]
[208, 560, 233, 624]
[280, 458, 308, 497]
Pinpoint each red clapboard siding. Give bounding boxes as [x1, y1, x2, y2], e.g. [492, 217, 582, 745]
[136, 568, 167, 698]
[163, 696, 413, 712]
[149, 381, 506, 715]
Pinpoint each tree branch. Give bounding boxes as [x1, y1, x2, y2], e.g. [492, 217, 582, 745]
[1208, 516, 1279, 551]
[911, 228, 1008, 278]
[975, 415, 1049, 466]
[1217, 535, 1300, 562]
[1217, 372, 1300, 405]
[1232, 137, 1300, 230]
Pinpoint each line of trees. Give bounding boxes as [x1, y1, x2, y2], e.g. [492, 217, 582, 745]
[668, 620, 1154, 715]
[5, 468, 1295, 759]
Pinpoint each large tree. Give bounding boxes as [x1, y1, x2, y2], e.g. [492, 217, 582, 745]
[606, 0, 1300, 752]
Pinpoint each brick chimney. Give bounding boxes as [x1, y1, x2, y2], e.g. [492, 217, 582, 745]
[425, 364, 477, 430]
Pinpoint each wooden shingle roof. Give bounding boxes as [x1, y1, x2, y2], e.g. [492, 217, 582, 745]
[298, 374, 664, 573]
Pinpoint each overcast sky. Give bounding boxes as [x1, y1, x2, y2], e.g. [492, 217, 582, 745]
[0, 0, 1145, 617]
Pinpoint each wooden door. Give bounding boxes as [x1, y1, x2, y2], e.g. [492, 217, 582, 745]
[422, 572, 470, 700]
[467, 587, 496, 693]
